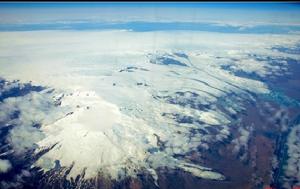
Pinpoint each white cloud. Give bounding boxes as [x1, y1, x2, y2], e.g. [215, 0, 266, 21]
[0, 159, 12, 173]
[232, 125, 253, 161]
[9, 126, 44, 154]
[0, 89, 69, 154]
[283, 124, 300, 188]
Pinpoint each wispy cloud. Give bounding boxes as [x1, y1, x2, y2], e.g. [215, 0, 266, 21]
[283, 124, 300, 188]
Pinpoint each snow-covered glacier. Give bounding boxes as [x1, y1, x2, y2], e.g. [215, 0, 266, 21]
[0, 30, 300, 188]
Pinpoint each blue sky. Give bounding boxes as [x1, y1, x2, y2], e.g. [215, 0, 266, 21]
[0, 2, 300, 10]
[0, 2, 299, 29]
